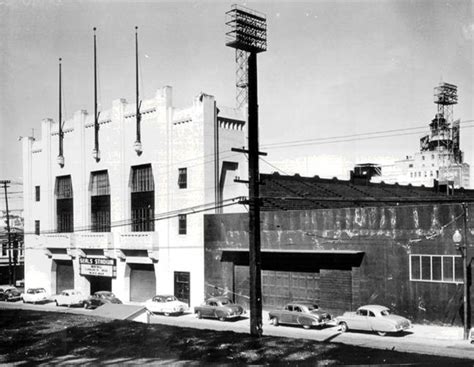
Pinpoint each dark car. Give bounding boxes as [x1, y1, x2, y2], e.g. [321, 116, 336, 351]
[83, 291, 122, 309]
[0, 287, 22, 302]
[194, 296, 245, 321]
[269, 303, 332, 329]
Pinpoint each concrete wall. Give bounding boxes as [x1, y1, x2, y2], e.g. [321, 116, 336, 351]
[205, 203, 474, 325]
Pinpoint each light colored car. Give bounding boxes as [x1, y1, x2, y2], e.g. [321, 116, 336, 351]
[144, 295, 189, 316]
[194, 296, 245, 321]
[54, 289, 86, 307]
[22, 288, 49, 304]
[336, 305, 412, 336]
[269, 302, 332, 329]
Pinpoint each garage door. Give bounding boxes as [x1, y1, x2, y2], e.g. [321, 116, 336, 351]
[234, 266, 320, 309]
[55, 260, 74, 293]
[319, 269, 352, 313]
[130, 264, 156, 302]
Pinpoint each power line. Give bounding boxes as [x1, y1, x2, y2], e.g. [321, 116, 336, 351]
[261, 119, 474, 150]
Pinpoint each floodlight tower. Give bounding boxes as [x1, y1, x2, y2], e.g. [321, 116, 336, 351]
[226, 4, 267, 337]
[434, 82, 458, 125]
[430, 82, 458, 152]
[235, 50, 249, 109]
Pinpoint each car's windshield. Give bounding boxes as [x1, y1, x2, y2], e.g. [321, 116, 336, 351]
[381, 310, 391, 316]
[166, 296, 177, 302]
[35, 288, 46, 293]
[307, 305, 319, 311]
[219, 299, 232, 305]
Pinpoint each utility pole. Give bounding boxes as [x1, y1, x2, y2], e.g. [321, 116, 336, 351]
[1, 180, 12, 285]
[226, 5, 267, 337]
[462, 203, 471, 340]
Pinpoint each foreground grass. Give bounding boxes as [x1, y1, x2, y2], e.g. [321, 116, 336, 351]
[0, 309, 471, 365]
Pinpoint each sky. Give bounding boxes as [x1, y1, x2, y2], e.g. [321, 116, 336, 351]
[0, 0, 473, 210]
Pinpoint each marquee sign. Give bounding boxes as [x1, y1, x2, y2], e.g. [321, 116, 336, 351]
[79, 257, 116, 278]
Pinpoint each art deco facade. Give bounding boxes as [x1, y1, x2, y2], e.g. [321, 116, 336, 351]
[22, 86, 247, 306]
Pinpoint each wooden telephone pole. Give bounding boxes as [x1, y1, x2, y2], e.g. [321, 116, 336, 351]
[1, 180, 12, 285]
[226, 5, 267, 337]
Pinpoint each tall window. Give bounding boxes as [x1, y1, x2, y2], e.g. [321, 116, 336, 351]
[35, 220, 40, 235]
[55, 176, 73, 233]
[90, 170, 111, 232]
[178, 168, 187, 189]
[410, 254, 463, 283]
[35, 186, 40, 201]
[131, 164, 155, 232]
[178, 214, 187, 235]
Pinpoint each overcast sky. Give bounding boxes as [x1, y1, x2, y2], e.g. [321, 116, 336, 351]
[1, 0, 473, 208]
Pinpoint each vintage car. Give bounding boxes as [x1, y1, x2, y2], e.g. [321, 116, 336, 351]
[144, 295, 189, 316]
[54, 289, 87, 307]
[269, 302, 332, 329]
[194, 296, 245, 321]
[336, 305, 412, 336]
[83, 291, 122, 309]
[22, 288, 49, 304]
[0, 286, 22, 302]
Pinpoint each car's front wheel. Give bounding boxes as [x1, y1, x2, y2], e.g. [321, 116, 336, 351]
[339, 322, 348, 333]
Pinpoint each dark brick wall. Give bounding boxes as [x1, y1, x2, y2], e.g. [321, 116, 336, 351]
[204, 203, 474, 325]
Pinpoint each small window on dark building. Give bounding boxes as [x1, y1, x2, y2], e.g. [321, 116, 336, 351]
[432, 256, 442, 281]
[454, 257, 463, 283]
[421, 256, 431, 280]
[410, 256, 421, 280]
[443, 257, 454, 282]
[131, 164, 155, 232]
[2, 243, 7, 256]
[35, 220, 40, 235]
[178, 168, 187, 189]
[35, 186, 40, 201]
[90, 170, 111, 232]
[178, 214, 187, 235]
[55, 175, 73, 233]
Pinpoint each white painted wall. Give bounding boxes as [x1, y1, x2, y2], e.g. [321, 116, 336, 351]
[22, 86, 247, 307]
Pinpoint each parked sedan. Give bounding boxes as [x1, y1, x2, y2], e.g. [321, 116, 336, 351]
[83, 291, 122, 309]
[54, 289, 87, 307]
[144, 295, 189, 316]
[0, 287, 22, 302]
[336, 305, 412, 336]
[269, 303, 332, 329]
[194, 296, 245, 321]
[22, 288, 49, 304]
